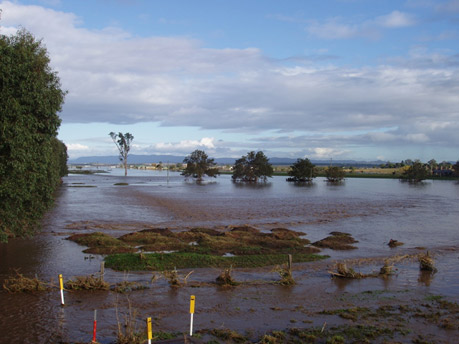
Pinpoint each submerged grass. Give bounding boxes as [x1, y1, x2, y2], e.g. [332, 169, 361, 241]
[2, 271, 49, 293]
[313, 232, 358, 250]
[105, 252, 328, 271]
[65, 275, 110, 291]
[66, 232, 136, 254]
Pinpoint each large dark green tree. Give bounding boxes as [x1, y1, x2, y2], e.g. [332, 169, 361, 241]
[232, 151, 273, 182]
[181, 149, 219, 181]
[1, 29, 67, 241]
[401, 160, 429, 182]
[325, 166, 345, 182]
[109, 132, 134, 176]
[287, 158, 317, 182]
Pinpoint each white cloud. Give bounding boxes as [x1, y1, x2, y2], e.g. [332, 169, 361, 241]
[152, 137, 216, 153]
[2, 1, 459, 161]
[375, 11, 416, 28]
[305, 11, 416, 40]
[406, 133, 430, 143]
[306, 19, 358, 39]
[67, 143, 90, 151]
[307, 147, 348, 159]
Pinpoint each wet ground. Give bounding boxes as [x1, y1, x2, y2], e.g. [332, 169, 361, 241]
[0, 170, 458, 343]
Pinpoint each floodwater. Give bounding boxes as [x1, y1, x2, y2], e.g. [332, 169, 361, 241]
[0, 170, 458, 343]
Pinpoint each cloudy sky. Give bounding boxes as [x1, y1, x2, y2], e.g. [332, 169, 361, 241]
[1, 0, 459, 161]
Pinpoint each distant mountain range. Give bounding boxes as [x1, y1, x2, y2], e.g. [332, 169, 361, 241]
[69, 154, 385, 167]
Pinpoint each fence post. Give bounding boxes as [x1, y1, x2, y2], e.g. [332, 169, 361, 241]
[59, 274, 65, 306]
[189, 295, 196, 336]
[100, 262, 105, 281]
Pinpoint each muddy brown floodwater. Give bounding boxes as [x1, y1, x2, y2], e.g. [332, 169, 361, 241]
[1, 170, 458, 343]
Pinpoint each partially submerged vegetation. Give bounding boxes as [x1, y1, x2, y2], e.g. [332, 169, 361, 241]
[216, 266, 239, 286]
[313, 231, 358, 250]
[65, 275, 110, 291]
[66, 225, 329, 271]
[66, 232, 136, 254]
[2, 271, 49, 293]
[274, 264, 296, 286]
[105, 251, 327, 271]
[388, 239, 404, 248]
[419, 251, 437, 272]
[329, 259, 396, 279]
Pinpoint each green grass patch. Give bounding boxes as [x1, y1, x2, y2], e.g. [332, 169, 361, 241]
[105, 252, 329, 271]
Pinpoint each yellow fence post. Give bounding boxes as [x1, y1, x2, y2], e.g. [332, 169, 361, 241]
[58, 274, 64, 306]
[147, 317, 152, 344]
[189, 295, 195, 336]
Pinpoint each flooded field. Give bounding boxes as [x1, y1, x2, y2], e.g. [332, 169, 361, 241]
[1, 170, 458, 343]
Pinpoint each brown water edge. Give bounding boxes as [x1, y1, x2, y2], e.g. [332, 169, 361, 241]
[124, 187, 402, 228]
[1, 242, 457, 343]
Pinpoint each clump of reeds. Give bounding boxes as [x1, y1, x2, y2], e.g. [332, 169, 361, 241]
[388, 239, 404, 248]
[2, 271, 49, 293]
[113, 281, 148, 293]
[330, 263, 364, 279]
[274, 265, 296, 286]
[210, 328, 247, 343]
[162, 268, 193, 288]
[65, 275, 110, 290]
[216, 266, 239, 286]
[379, 260, 394, 276]
[115, 299, 143, 344]
[419, 251, 437, 272]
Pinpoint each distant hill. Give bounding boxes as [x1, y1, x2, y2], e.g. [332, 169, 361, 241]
[69, 154, 384, 167]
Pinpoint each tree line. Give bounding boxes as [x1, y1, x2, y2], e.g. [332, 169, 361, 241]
[1, 29, 67, 242]
[179, 150, 459, 184]
[181, 149, 348, 183]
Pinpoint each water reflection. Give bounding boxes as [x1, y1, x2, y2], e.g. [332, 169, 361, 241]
[231, 181, 273, 189]
[418, 270, 435, 286]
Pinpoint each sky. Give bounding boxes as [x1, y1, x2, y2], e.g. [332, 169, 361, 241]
[1, 0, 459, 162]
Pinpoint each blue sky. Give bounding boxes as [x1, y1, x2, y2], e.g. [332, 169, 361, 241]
[1, 0, 459, 162]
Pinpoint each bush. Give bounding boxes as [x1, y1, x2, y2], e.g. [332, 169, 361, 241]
[0, 29, 66, 241]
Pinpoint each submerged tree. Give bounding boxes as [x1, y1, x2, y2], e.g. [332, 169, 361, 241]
[181, 150, 219, 181]
[287, 158, 317, 182]
[401, 160, 429, 182]
[0, 29, 67, 241]
[325, 166, 345, 182]
[109, 132, 134, 176]
[232, 151, 273, 182]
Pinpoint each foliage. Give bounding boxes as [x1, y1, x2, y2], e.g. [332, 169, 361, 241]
[325, 166, 345, 182]
[109, 132, 134, 176]
[401, 160, 429, 182]
[65, 275, 110, 290]
[2, 271, 49, 293]
[232, 151, 273, 182]
[105, 252, 328, 271]
[181, 149, 219, 181]
[0, 29, 66, 242]
[287, 158, 316, 182]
